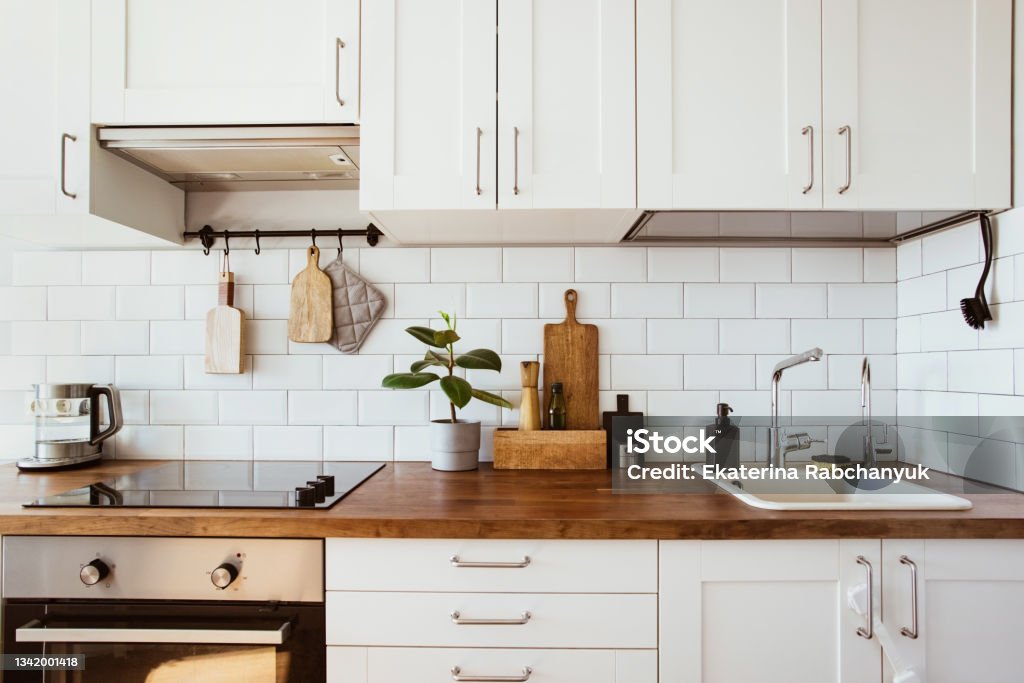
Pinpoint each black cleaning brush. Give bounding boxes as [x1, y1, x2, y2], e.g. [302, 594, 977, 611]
[960, 213, 994, 330]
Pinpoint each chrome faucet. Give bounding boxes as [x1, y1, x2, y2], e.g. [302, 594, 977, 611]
[769, 347, 823, 467]
[860, 357, 891, 464]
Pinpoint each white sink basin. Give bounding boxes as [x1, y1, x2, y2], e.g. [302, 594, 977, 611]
[709, 472, 973, 511]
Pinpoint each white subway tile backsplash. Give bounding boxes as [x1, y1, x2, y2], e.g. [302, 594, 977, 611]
[501, 319, 554, 355]
[288, 391, 357, 425]
[575, 247, 645, 282]
[948, 259, 1013, 308]
[432, 248, 501, 282]
[647, 390, 718, 416]
[395, 283, 466, 318]
[151, 251, 218, 285]
[581, 319, 645, 354]
[979, 302, 1024, 349]
[359, 248, 430, 283]
[897, 273, 946, 316]
[0, 391, 31, 424]
[538, 283, 609, 318]
[719, 319, 789, 354]
[720, 248, 791, 283]
[358, 391, 428, 425]
[0, 425, 33, 458]
[611, 355, 682, 390]
[611, 284, 683, 318]
[326, 426, 393, 460]
[357, 319, 429, 354]
[12, 321, 80, 355]
[47, 287, 115, 321]
[503, 247, 572, 282]
[12, 252, 81, 286]
[598, 390, 647, 415]
[82, 251, 150, 286]
[288, 248, 343, 281]
[184, 284, 254, 320]
[183, 355, 252, 390]
[828, 354, 895, 390]
[0, 287, 46, 320]
[756, 284, 827, 318]
[120, 390, 150, 425]
[898, 352, 947, 391]
[324, 355, 394, 390]
[151, 390, 218, 425]
[429, 391, 500, 425]
[150, 321, 205, 355]
[647, 319, 717, 354]
[115, 425, 183, 459]
[791, 390, 865, 417]
[228, 249, 289, 284]
[684, 284, 755, 318]
[896, 240, 922, 280]
[81, 321, 150, 355]
[828, 284, 896, 318]
[863, 249, 896, 283]
[647, 248, 718, 283]
[184, 426, 252, 460]
[863, 319, 896, 354]
[252, 284, 291, 319]
[922, 222, 980, 274]
[254, 426, 323, 460]
[466, 283, 537, 318]
[46, 356, 115, 384]
[684, 355, 755, 390]
[896, 316, 921, 353]
[792, 248, 862, 283]
[245, 319, 289, 355]
[919, 311, 978, 351]
[755, 355, 827, 390]
[948, 433, 1016, 487]
[116, 356, 183, 390]
[948, 350, 1014, 395]
[117, 286, 185, 320]
[218, 391, 287, 425]
[252, 355, 321, 390]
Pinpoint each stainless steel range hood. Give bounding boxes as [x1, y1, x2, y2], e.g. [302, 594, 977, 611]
[97, 125, 359, 192]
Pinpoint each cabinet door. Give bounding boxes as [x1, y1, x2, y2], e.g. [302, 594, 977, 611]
[92, 0, 358, 124]
[822, 0, 1011, 210]
[360, 0, 496, 211]
[637, 0, 822, 210]
[882, 539, 1024, 683]
[660, 540, 881, 683]
[498, 0, 635, 209]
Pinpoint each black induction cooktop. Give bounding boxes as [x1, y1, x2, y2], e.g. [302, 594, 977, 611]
[23, 460, 385, 509]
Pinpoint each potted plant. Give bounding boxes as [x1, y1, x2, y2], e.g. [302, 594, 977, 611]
[382, 311, 512, 471]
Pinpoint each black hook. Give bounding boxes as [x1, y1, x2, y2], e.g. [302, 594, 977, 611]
[337, 229, 344, 257]
[311, 228, 317, 248]
[198, 225, 215, 256]
[222, 232, 230, 255]
[253, 229, 261, 255]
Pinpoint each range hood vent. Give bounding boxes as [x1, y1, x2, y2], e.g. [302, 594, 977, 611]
[97, 125, 359, 192]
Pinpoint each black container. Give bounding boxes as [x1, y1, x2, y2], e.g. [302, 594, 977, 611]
[706, 403, 740, 469]
[306, 480, 327, 503]
[294, 486, 316, 507]
[316, 474, 336, 496]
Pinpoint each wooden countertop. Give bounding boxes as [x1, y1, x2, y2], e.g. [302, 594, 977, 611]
[0, 461, 1021, 539]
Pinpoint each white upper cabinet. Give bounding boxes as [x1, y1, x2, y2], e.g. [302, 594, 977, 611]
[638, 0, 823, 210]
[0, 0, 182, 248]
[361, 0, 636, 214]
[360, 0, 496, 211]
[822, 0, 1010, 210]
[91, 0, 359, 124]
[638, 0, 1011, 212]
[498, 0, 635, 209]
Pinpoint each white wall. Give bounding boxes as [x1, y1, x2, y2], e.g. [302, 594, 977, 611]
[0, 244, 895, 463]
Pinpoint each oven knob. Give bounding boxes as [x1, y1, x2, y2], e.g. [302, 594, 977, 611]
[80, 559, 110, 586]
[211, 563, 239, 589]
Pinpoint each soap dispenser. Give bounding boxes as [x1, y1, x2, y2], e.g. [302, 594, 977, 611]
[706, 403, 739, 469]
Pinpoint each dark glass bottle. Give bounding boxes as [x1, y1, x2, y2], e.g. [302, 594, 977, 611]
[548, 382, 567, 430]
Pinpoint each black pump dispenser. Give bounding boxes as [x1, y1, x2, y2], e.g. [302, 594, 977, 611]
[706, 403, 740, 468]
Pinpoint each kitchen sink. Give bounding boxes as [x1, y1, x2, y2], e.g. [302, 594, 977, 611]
[708, 471, 973, 511]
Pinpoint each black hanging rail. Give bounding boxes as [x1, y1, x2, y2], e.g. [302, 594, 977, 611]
[184, 224, 384, 255]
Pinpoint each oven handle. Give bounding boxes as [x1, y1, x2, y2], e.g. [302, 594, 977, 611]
[15, 619, 291, 645]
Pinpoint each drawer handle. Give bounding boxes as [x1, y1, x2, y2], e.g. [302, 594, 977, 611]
[450, 611, 531, 626]
[451, 666, 532, 682]
[899, 555, 919, 639]
[452, 667, 532, 683]
[450, 555, 530, 569]
[856, 555, 873, 640]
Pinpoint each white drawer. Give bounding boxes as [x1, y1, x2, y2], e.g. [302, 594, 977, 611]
[327, 592, 656, 648]
[328, 647, 657, 683]
[326, 539, 657, 593]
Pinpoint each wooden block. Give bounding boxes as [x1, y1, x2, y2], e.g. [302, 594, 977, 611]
[288, 245, 333, 342]
[493, 429, 606, 470]
[543, 289, 599, 429]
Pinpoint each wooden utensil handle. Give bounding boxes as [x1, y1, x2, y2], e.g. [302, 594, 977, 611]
[520, 361, 539, 388]
[307, 245, 320, 266]
[218, 271, 235, 306]
[563, 289, 578, 323]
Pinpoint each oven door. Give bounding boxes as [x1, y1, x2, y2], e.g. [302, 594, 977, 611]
[2, 601, 325, 683]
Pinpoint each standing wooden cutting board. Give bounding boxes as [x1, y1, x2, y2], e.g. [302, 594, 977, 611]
[288, 246, 333, 343]
[543, 289, 599, 429]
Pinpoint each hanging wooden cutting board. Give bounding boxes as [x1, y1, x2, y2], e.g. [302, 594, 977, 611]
[288, 245, 333, 342]
[205, 271, 245, 374]
[543, 289, 599, 429]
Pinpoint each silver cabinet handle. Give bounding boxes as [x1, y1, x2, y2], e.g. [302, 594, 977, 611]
[451, 611, 531, 626]
[513, 126, 520, 195]
[475, 127, 483, 196]
[856, 555, 873, 639]
[334, 38, 346, 107]
[451, 666, 532, 682]
[801, 125, 814, 194]
[450, 555, 530, 569]
[899, 555, 919, 639]
[60, 133, 77, 199]
[838, 125, 852, 194]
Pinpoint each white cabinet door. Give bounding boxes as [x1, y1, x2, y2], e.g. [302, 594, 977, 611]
[637, 0, 822, 210]
[360, 0, 496, 211]
[882, 539, 1024, 683]
[660, 540, 881, 683]
[91, 0, 358, 124]
[498, 0, 635, 209]
[822, 0, 1011, 210]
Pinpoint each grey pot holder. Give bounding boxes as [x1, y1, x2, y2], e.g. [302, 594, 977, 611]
[323, 257, 387, 353]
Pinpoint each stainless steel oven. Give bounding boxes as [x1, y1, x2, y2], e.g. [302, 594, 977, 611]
[2, 537, 325, 683]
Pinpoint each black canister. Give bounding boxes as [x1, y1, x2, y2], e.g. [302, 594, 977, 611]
[295, 486, 317, 507]
[316, 474, 336, 496]
[306, 480, 327, 503]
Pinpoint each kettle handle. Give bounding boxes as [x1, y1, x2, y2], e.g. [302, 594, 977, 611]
[89, 385, 123, 446]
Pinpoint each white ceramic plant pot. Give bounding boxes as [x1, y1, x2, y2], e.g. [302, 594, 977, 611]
[430, 419, 481, 472]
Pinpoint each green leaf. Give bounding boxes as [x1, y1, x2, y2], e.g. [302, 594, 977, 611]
[405, 326, 444, 347]
[381, 372, 440, 389]
[433, 329, 461, 347]
[440, 375, 473, 409]
[454, 348, 503, 371]
[472, 388, 513, 410]
[425, 349, 449, 364]
[438, 310, 451, 326]
[410, 358, 444, 373]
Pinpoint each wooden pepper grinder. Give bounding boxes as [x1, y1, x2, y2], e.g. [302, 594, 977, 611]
[519, 361, 541, 431]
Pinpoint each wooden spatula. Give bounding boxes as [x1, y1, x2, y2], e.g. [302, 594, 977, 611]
[288, 245, 333, 342]
[205, 271, 245, 374]
[543, 289, 600, 429]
